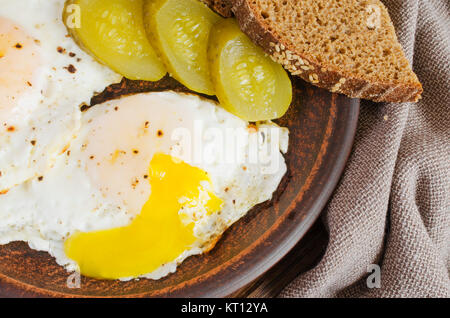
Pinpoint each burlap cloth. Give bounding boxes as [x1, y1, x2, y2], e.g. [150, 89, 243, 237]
[280, 0, 450, 298]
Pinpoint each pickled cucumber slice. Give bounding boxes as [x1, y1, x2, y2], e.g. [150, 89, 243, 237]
[209, 19, 292, 121]
[64, 0, 166, 81]
[144, 0, 222, 95]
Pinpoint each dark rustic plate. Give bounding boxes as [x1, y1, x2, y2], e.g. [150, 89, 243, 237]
[0, 76, 359, 297]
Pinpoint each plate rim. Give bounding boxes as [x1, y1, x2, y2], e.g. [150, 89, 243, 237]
[214, 96, 360, 297]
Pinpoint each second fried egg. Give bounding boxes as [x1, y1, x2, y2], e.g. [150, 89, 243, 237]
[0, 0, 121, 191]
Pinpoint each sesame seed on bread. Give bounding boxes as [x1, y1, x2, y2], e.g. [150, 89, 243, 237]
[230, 0, 423, 103]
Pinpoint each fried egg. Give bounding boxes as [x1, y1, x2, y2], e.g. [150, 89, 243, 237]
[0, 0, 121, 191]
[0, 91, 288, 280]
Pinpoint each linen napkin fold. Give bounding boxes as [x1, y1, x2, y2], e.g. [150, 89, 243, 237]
[280, 0, 450, 298]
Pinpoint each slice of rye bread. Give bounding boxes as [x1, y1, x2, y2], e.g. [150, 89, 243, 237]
[201, 0, 233, 17]
[231, 0, 423, 103]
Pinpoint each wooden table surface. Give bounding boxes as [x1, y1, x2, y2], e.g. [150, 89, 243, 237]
[231, 218, 328, 298]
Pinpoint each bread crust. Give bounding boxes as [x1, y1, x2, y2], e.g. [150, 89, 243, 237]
[201, 0, 233, 17]
[231, 0, 423, 103]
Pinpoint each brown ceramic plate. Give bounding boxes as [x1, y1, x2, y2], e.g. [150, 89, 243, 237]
[0, 76, 359, 297]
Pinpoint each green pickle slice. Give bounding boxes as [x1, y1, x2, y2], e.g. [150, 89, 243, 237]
[64, 0, 166, 81]
[209, 19, 292, 121]
[144, 0, 222, 95]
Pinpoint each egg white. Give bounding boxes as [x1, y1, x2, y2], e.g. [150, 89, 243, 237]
[0, 91, 288, 280]
[0, 0, 122, 191]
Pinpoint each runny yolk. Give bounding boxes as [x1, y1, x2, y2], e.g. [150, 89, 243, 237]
[64, 153, 223, 279]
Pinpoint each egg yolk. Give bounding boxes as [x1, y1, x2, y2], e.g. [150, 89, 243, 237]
[0, 17, 41, 122]
[64, 153, 223, 279]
